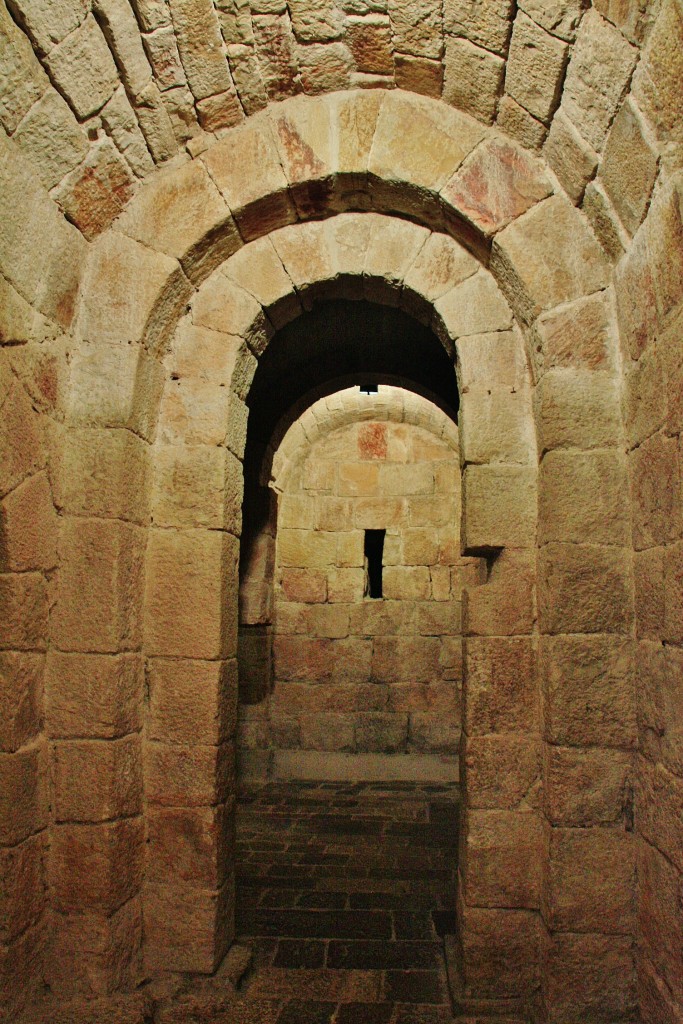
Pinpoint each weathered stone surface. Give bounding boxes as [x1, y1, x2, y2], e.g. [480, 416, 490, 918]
[144, 878, 233, 973]
[538, 543, 633, 635]
[0, 470, 57, 572]
[252, 13, 300, 102]
[45, 15, 120, 119]
[464, 637, 537, 735]
[601, 97, 658, 236]
[539, 449, 629, 546]
[458, 901, 540, 998]
[101, 87, 155, 177]
[54, 427, 149, 523]
[144, 739, 234, 807]
[145, 529, 238, 658]
[202, 115, 294, 237]
[463, 808, 542, 908]
[638, 837, 683, 1005]
[0, 652, 43, 753]
[13, 89, 89, 191]
[533, 292, 612, 372]
[393, 52, 442, 96]
[630, 430, 682, 550]
[541, 634, 636, 747]
[0, 831, 46, 944]
[434, 269, 513, 341]
[562, 9, 638, 151]
[168, 0, 233, 100]
[462, 465, 536, 548]
[518, 0, 585, 41]
[442, 36, 505, 124]
[543, 107, 598, 204]
[582, 179, 629, 262]
[53, 735, 142, 823]
[46, 652, 143, 740]
[443, 0, 514, 55]
[535, 368, 622, 452]
[631, 0, 683, 160]
[492, 195, 610, 324]
[0, 570, 48, 652]
[50, 818, 144, 913]
[505, 12, 568, 124]
[387, 0, 442, 58]
[76, 230, 183, 347]
[496, 94, 547, 151]
[149, 658, 238, 746]
[8, 0, 90, 53]
[544, 826, 635, 933]
[442, 137, 552, 235]
[465, 734, 540, 809]
[0, 740, 47, 845]
[544, 744, 633, 826]
[118, 158, 238, 275]
[54, 137, 137, 240]
[543, 932, 637, 1022]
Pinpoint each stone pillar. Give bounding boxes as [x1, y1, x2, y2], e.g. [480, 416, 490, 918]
[536, 363, 637, 1022]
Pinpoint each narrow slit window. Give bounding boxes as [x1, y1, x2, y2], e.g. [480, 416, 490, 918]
[364, 529, 385, 599]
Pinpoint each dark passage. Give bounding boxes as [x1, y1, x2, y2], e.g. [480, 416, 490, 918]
[364, 529, 386, 599]
[234, 781, 460, 1023]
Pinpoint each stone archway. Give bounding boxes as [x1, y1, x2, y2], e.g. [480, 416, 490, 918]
[56, 89, 634, 1021]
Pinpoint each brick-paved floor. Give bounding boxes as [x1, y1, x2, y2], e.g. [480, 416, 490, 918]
[234, 780, 460, 1024]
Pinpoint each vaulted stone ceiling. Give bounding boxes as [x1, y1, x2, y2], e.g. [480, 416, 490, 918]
[1, 0, 680, 253]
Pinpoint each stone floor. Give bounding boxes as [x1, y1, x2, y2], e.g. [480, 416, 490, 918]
[233, 779, 461, 1023]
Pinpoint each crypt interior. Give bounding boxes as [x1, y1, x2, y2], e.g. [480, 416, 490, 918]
[0, 0, 682, 1021]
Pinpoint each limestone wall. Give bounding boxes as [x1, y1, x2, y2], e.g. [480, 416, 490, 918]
[239, 393, 475, 779]
[0, 3, 681, 1014]
[0, 0, 670, 250]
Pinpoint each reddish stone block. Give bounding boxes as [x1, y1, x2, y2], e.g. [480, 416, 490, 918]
[50, 818, 144, 913]
[371, 635, 441, 683]
[144, 741, 235, 808]
[630, 430, 682, 550]
[148, 658, 237, 745]
[443, 137, 551, 236]
[147, 802, 234, 888]
[458, 897, 540, 999]
[0, 740, 47, 845]
[635, 756, 683, 872]
[462, 808, 543, 909]
[46, 652, 143, 740]
[637, 837, 683, 1005]
[542, 931, 636, 1023]
[538, 542, 633, 635]
[463, 550, 535, 637]
[279, 567, 327, 603]
[540, 634, 636, 748]
[543, 826, 635, 934]
[463, 636, 537, 735]
[0, 917, 45, 1021]
[144, 879, 234, 973]
[46, 897, 142, 997]
[53, 735, 142, 823]
[465, 734, 540, 809]
[0, 831, 46, 943]
[544, 744, 633, 826]
[0, 571, 48, 651]
[355, 712, 408, 753]
[0, 651, 43, 753]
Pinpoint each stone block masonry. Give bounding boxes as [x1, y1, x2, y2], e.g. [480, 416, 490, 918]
[238, 389, 476, 781]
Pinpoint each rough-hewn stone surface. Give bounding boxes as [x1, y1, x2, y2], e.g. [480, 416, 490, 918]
[1, 13, 681, 1019]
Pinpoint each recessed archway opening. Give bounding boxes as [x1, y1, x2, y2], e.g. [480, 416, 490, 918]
[235, 299, 479, 1011]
